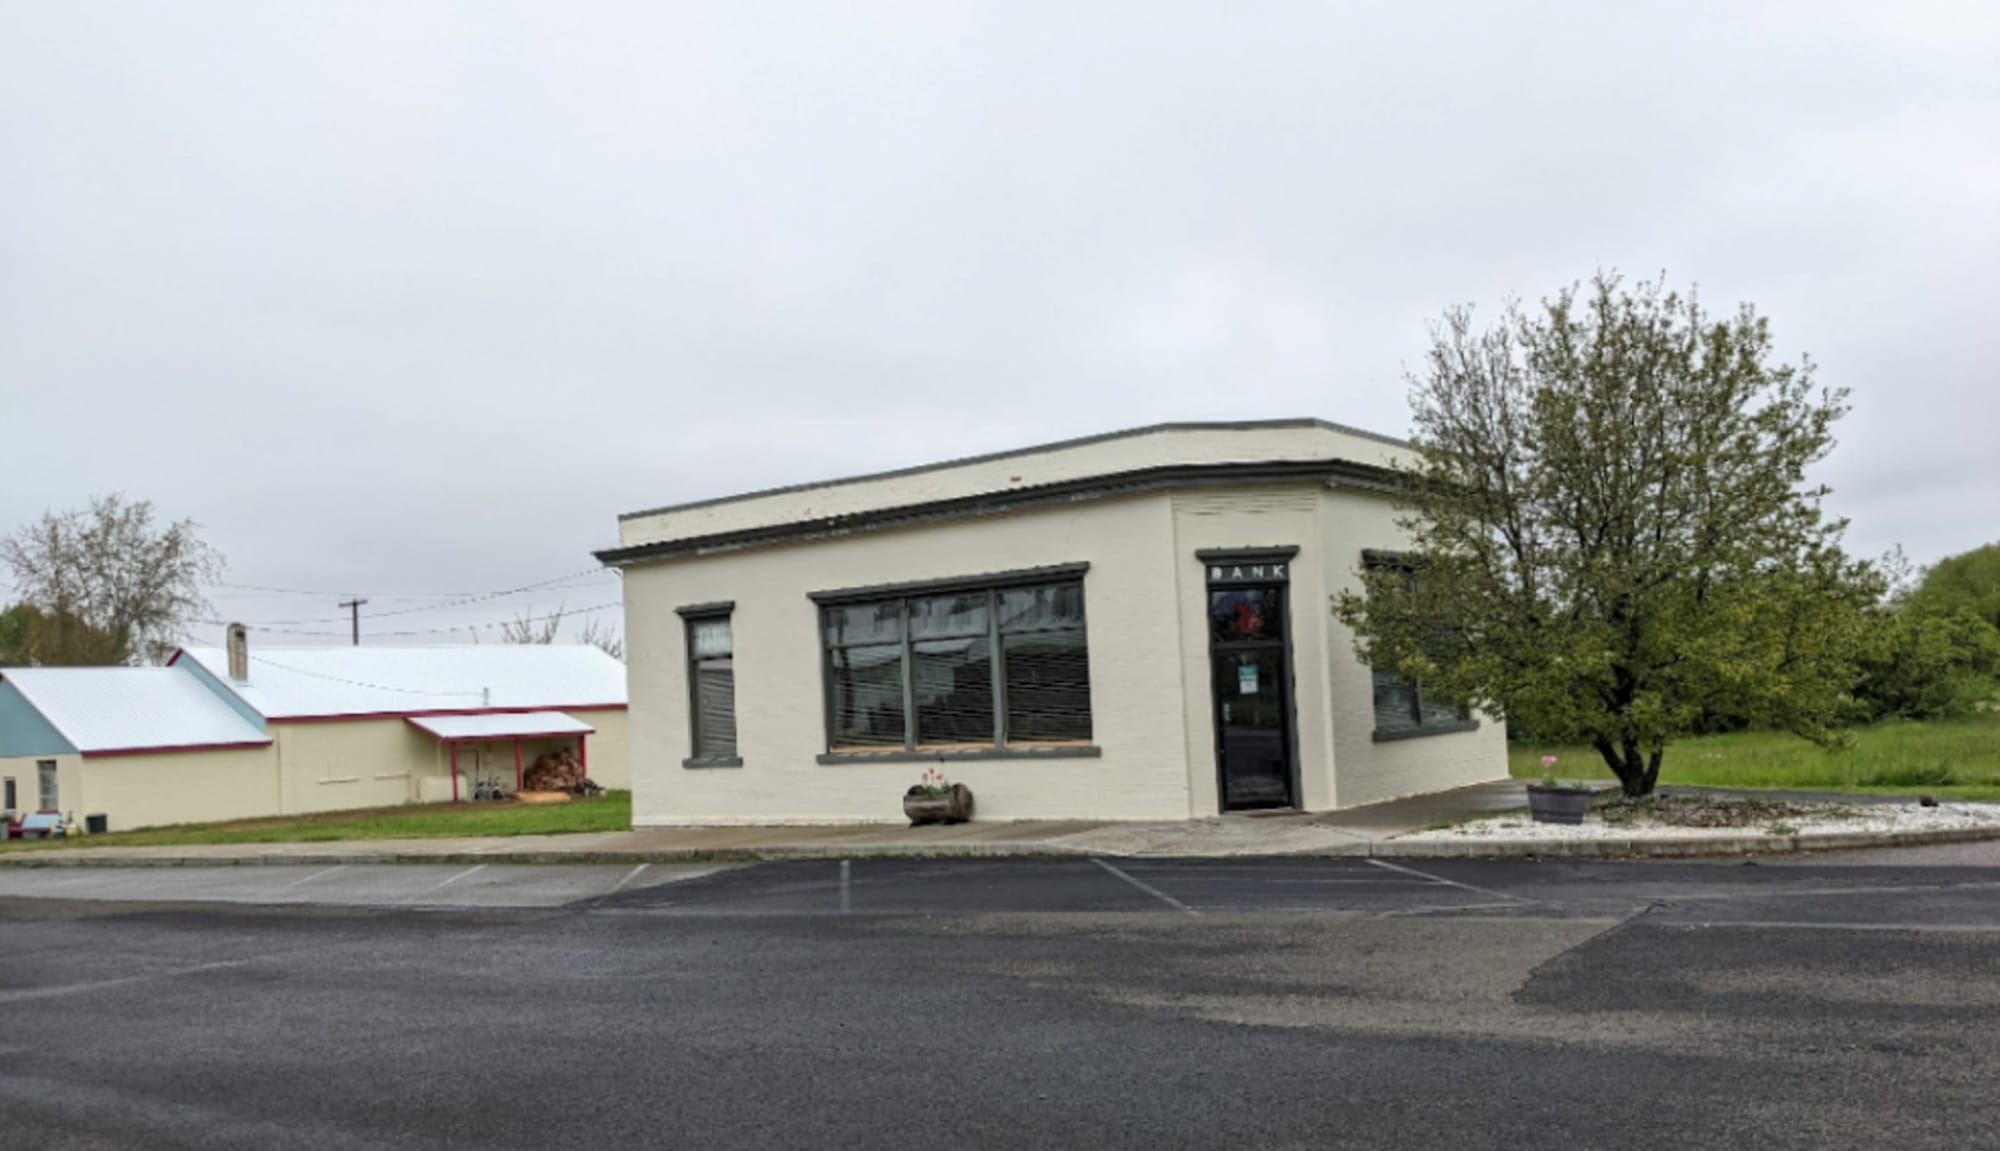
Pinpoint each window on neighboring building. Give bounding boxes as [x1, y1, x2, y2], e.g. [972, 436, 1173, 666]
[685, 612, 738, 762]
[36, 760, 57, 811]
[3, 776, 15, 812]
[1361, 554, 1473, 739]
[821, 576, 1092, 754]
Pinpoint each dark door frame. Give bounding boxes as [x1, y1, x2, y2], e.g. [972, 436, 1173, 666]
[1199, 547, 1303, 814]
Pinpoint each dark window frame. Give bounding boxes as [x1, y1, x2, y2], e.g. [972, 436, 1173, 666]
[814, 566, 1097, 763]
[1201, 548, 1303, 814]
[3, 776, 15, 812]
[677, 602, 742, 768]
[1359, 553, 1479, 742]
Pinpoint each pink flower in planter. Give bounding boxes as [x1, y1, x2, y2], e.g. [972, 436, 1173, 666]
[1541, 755, 1559, 769]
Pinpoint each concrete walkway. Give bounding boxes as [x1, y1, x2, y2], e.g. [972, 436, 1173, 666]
[6, 780, 1999, 866]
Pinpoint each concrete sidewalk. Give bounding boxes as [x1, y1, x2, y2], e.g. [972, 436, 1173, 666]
[6, 780, 2000, 866]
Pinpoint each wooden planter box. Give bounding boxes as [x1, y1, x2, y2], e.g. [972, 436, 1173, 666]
[1526, 784, 1593, 825]
[904, 783, 974, 827]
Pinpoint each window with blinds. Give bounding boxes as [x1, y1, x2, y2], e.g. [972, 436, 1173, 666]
[686, 614, 737, 760]
[822, 578, 1091, 753]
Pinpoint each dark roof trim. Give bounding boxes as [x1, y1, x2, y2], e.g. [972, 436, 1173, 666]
[809, 562, 1090, 606]
[1361, 548, 1420, 570]
[674, 601, 736, 618]
[615, 418, 1408, 523]
[1195, 547, 1302, 564]
[598, 457, 1399, 568]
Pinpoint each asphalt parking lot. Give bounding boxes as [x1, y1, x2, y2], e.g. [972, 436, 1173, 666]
[5, 854, 2000, 1150]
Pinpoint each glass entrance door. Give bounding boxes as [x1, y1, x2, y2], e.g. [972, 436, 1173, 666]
[1208, 586, 1295, 811]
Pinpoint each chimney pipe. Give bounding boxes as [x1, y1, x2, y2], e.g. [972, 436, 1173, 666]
[226, 623, 249, 682]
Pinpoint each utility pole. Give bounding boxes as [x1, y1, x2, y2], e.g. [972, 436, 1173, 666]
[338, 598, 368, 646]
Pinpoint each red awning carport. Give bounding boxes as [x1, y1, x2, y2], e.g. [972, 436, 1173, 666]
[406, 712, 595, 802]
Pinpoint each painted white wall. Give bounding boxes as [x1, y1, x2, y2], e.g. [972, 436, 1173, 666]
[621, 472, 1510, 826]
[624, 492, 1193, 825]
[1318, 483, 1511, 807]
[1168, 487, 1333, 814]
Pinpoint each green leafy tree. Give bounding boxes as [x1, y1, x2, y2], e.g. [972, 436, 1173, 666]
[0, 602, 130, 666]
[0, 603, 32, 664]
[1335, 274, 1881, 797]
[1910, 542, 2000, 632]
[1, 494, 224, 665]
[1852, 604, 2000, 720]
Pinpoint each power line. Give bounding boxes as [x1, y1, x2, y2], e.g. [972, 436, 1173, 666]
[213, 569, 617, 627]
[197, 599, 623, 641]
[214, 584, 486, 600]
[246, 654, 489, 698]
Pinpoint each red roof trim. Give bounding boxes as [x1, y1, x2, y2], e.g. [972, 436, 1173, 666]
[80, 740, 274, 759]
[407, 727, 596, 744]
[269, 703, 626, 724]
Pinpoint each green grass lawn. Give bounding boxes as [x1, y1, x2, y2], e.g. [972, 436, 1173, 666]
[1, 791, 631, 852]
[1510, 712, 2000, 799]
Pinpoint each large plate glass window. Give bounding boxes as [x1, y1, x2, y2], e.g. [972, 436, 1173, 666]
[820, 575, 1091, 754]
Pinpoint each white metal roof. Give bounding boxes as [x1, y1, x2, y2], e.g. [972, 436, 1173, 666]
[174, 645, 627, 719]
[0, 667, 270, 754]
[407, 712, 594, 741]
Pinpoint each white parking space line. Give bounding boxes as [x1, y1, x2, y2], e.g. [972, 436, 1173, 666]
[604, 863, 650, 898]
[1136, 877, 1437, 886]
[0, 958, 255, 1005]
[1093, 858, 1201, 916]
[1667, 919, 2000, 934]
[1379, 900, 1538, 918]
[840, 860, 851, 914]
[399, 864, 487, 904]
[1367, 858, 1535, 905]
[280, 865, 348, 891]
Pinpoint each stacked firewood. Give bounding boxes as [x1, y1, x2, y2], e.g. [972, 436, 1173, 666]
[522, 748, 586, 793]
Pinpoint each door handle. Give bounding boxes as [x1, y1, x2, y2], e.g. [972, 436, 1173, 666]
[1222, 702, 1232, 724]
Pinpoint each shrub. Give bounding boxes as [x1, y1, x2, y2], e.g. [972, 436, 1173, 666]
[1852, 605, 2000, 722]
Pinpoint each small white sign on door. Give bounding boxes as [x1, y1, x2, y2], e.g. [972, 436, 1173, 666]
[1238, 664, 1259, 695]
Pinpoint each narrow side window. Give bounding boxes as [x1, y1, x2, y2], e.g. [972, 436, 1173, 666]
[686, 614, 737, 761]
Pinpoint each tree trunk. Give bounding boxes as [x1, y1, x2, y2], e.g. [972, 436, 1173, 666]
[1642, 745, 1665, 795]
[1590, 735, 1660, 798]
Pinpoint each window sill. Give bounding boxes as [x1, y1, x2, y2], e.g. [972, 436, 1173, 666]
[683, 755, 744, 769]
[816, 746, 1102, 765]
[1372, 720, 1480, 743]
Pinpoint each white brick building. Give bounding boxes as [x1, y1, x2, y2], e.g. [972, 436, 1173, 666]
[598, 420, 1505, 825]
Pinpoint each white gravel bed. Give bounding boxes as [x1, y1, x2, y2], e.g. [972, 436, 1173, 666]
[1396, 800, 2000, 842]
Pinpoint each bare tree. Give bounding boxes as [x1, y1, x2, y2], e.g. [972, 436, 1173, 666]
[495, 602, 625, 660]
[578, 617, 625, 661]
[1, 494, 224, 665]
[498, 603, 565, 645]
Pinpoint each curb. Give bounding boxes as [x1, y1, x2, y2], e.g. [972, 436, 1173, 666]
[0, 844, 1105, 869]
[5, 825, 2000, 868]
[1360, 825, 2000, 860]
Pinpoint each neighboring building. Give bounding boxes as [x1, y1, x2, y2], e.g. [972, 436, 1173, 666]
[0, 632, 628, 831]
[0, 666, 273, 829]
[598, 419, 1506, 827]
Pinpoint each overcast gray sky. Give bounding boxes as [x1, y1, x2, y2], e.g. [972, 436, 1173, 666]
[2, 1, 1995, 648]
